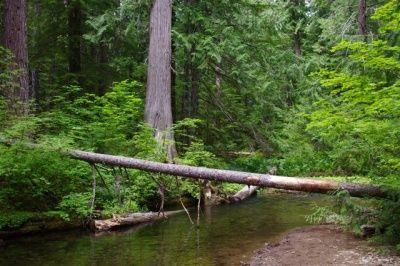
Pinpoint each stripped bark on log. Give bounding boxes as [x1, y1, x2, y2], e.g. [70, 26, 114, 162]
[0, 139, 391, 199]
[69, 150, 389, 198]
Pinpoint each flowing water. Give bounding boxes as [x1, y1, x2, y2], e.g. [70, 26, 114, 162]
[0, 191, 331, 266]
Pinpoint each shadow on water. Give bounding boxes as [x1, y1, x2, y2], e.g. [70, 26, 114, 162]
[0, 191, 332, 266]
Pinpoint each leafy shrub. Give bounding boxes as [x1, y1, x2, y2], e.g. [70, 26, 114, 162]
[277, 1, 400, 179]
[56, 192, 93, 221]
[0, 211, 36, 230]
[230, 152, 274, 173]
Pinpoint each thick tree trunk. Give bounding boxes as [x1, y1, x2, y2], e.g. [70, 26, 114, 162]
[3, 0, 29, 114]
[92, 210, 183, 231]
[67, 0, 82, 74]
[69, 150, 390, 198]
[182, 45, 199, 119]
[98, 45, 108, 96]
[293, 32, 302, 56]
[358, 0, 367, 39]
[145, 0, 177, 162]
[30, 69, 39, 101]
[289, 0, 304, 57]
[181, 0, 199, 120]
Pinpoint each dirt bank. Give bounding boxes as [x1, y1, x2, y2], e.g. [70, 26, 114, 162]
[247, 225, 400, 266]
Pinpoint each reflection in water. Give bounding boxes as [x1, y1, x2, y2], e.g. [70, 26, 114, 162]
[0, 191, 330, 266]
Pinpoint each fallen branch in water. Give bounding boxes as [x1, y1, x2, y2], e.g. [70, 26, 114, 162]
[228, 185, 259, 203]
[91, 210, 184, 232]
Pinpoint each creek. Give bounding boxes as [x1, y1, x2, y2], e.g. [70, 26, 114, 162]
[0, 191, 331, 266]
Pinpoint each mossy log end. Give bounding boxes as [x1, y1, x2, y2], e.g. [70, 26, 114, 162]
[69, 150, 390, 199]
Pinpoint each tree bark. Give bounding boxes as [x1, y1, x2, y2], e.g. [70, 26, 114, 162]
[289, 0, 304, 56]
[228, 185, 258, 203]
[358, 0, 367, 39]
[98, 45, 108, 96]
[145, 0, 177, 162]
[69, 150, 390, 199]
[293, 32, 302, 57]
[181, 0, 199, 120]
[92, 210, 183, 231]
[30, 69, 39, 101]
[3, 0, 29, 114]
[67, 0, 82, 74]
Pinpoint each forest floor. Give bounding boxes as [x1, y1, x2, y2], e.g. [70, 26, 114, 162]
[246, 225, 400, 266]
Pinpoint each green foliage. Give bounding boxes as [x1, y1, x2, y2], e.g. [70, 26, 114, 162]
[0, 46, 19, 101]
[0, 80, 143, 217]
[278, 1, 400, 178]
[172, 0, 301, 153]
[101, 199, 140, 218]
[374, 199, 400, 249]
[0, 46, 22, 118]
[178, 141, 222, 168]
[0, 211, 37, 230]
[57, 192, 93, 221]
[0, 144, 90, 211]
[41, 80, 144, 154]
[230, 152, 274, 173]
[308, 190, 400, 248]
[130, 124, 164, 161]
[372, 0, 400, 34]
[221, 183, 244, 194]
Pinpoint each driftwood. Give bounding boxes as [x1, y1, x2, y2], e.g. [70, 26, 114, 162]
[228, 185, 259, 203]
[69, 150, 390, 198]
[92, 210, 183, 232]
[227, 168, 276, 203]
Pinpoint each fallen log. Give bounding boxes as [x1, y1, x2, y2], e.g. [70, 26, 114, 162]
[228, 185, 259, 203]
[92, 210, 183, 232]
[0, 219, 81, 238]
[226, 168, 276, 203]
[69, 150, 390, 198]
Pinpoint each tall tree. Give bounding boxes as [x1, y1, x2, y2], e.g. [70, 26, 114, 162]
[3, 0, 29, 114]
[67, 0, 82, 75]
[289, 0, 306, 56]
[358, 0, 367, 38]
[181, 0, 199, 120]
[145, 0, 177, 162]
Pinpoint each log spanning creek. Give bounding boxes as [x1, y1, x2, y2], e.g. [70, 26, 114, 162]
[0, 191, 332, 266]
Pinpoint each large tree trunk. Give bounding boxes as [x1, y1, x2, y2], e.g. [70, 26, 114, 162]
[3, 0, 29, 114]
[289, 0, 304, 57]
[67, 0, 82, 74]
[181, 0, 199, 120]
[358, 0, 367, 39]
[293, 32, 302, 57]
[145, 0, 177, 162]
[98, 45, 108, 96]
[69, 150, 390, 198]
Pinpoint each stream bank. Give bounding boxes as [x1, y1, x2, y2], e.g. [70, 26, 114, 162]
[247, 225, 400, 266]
